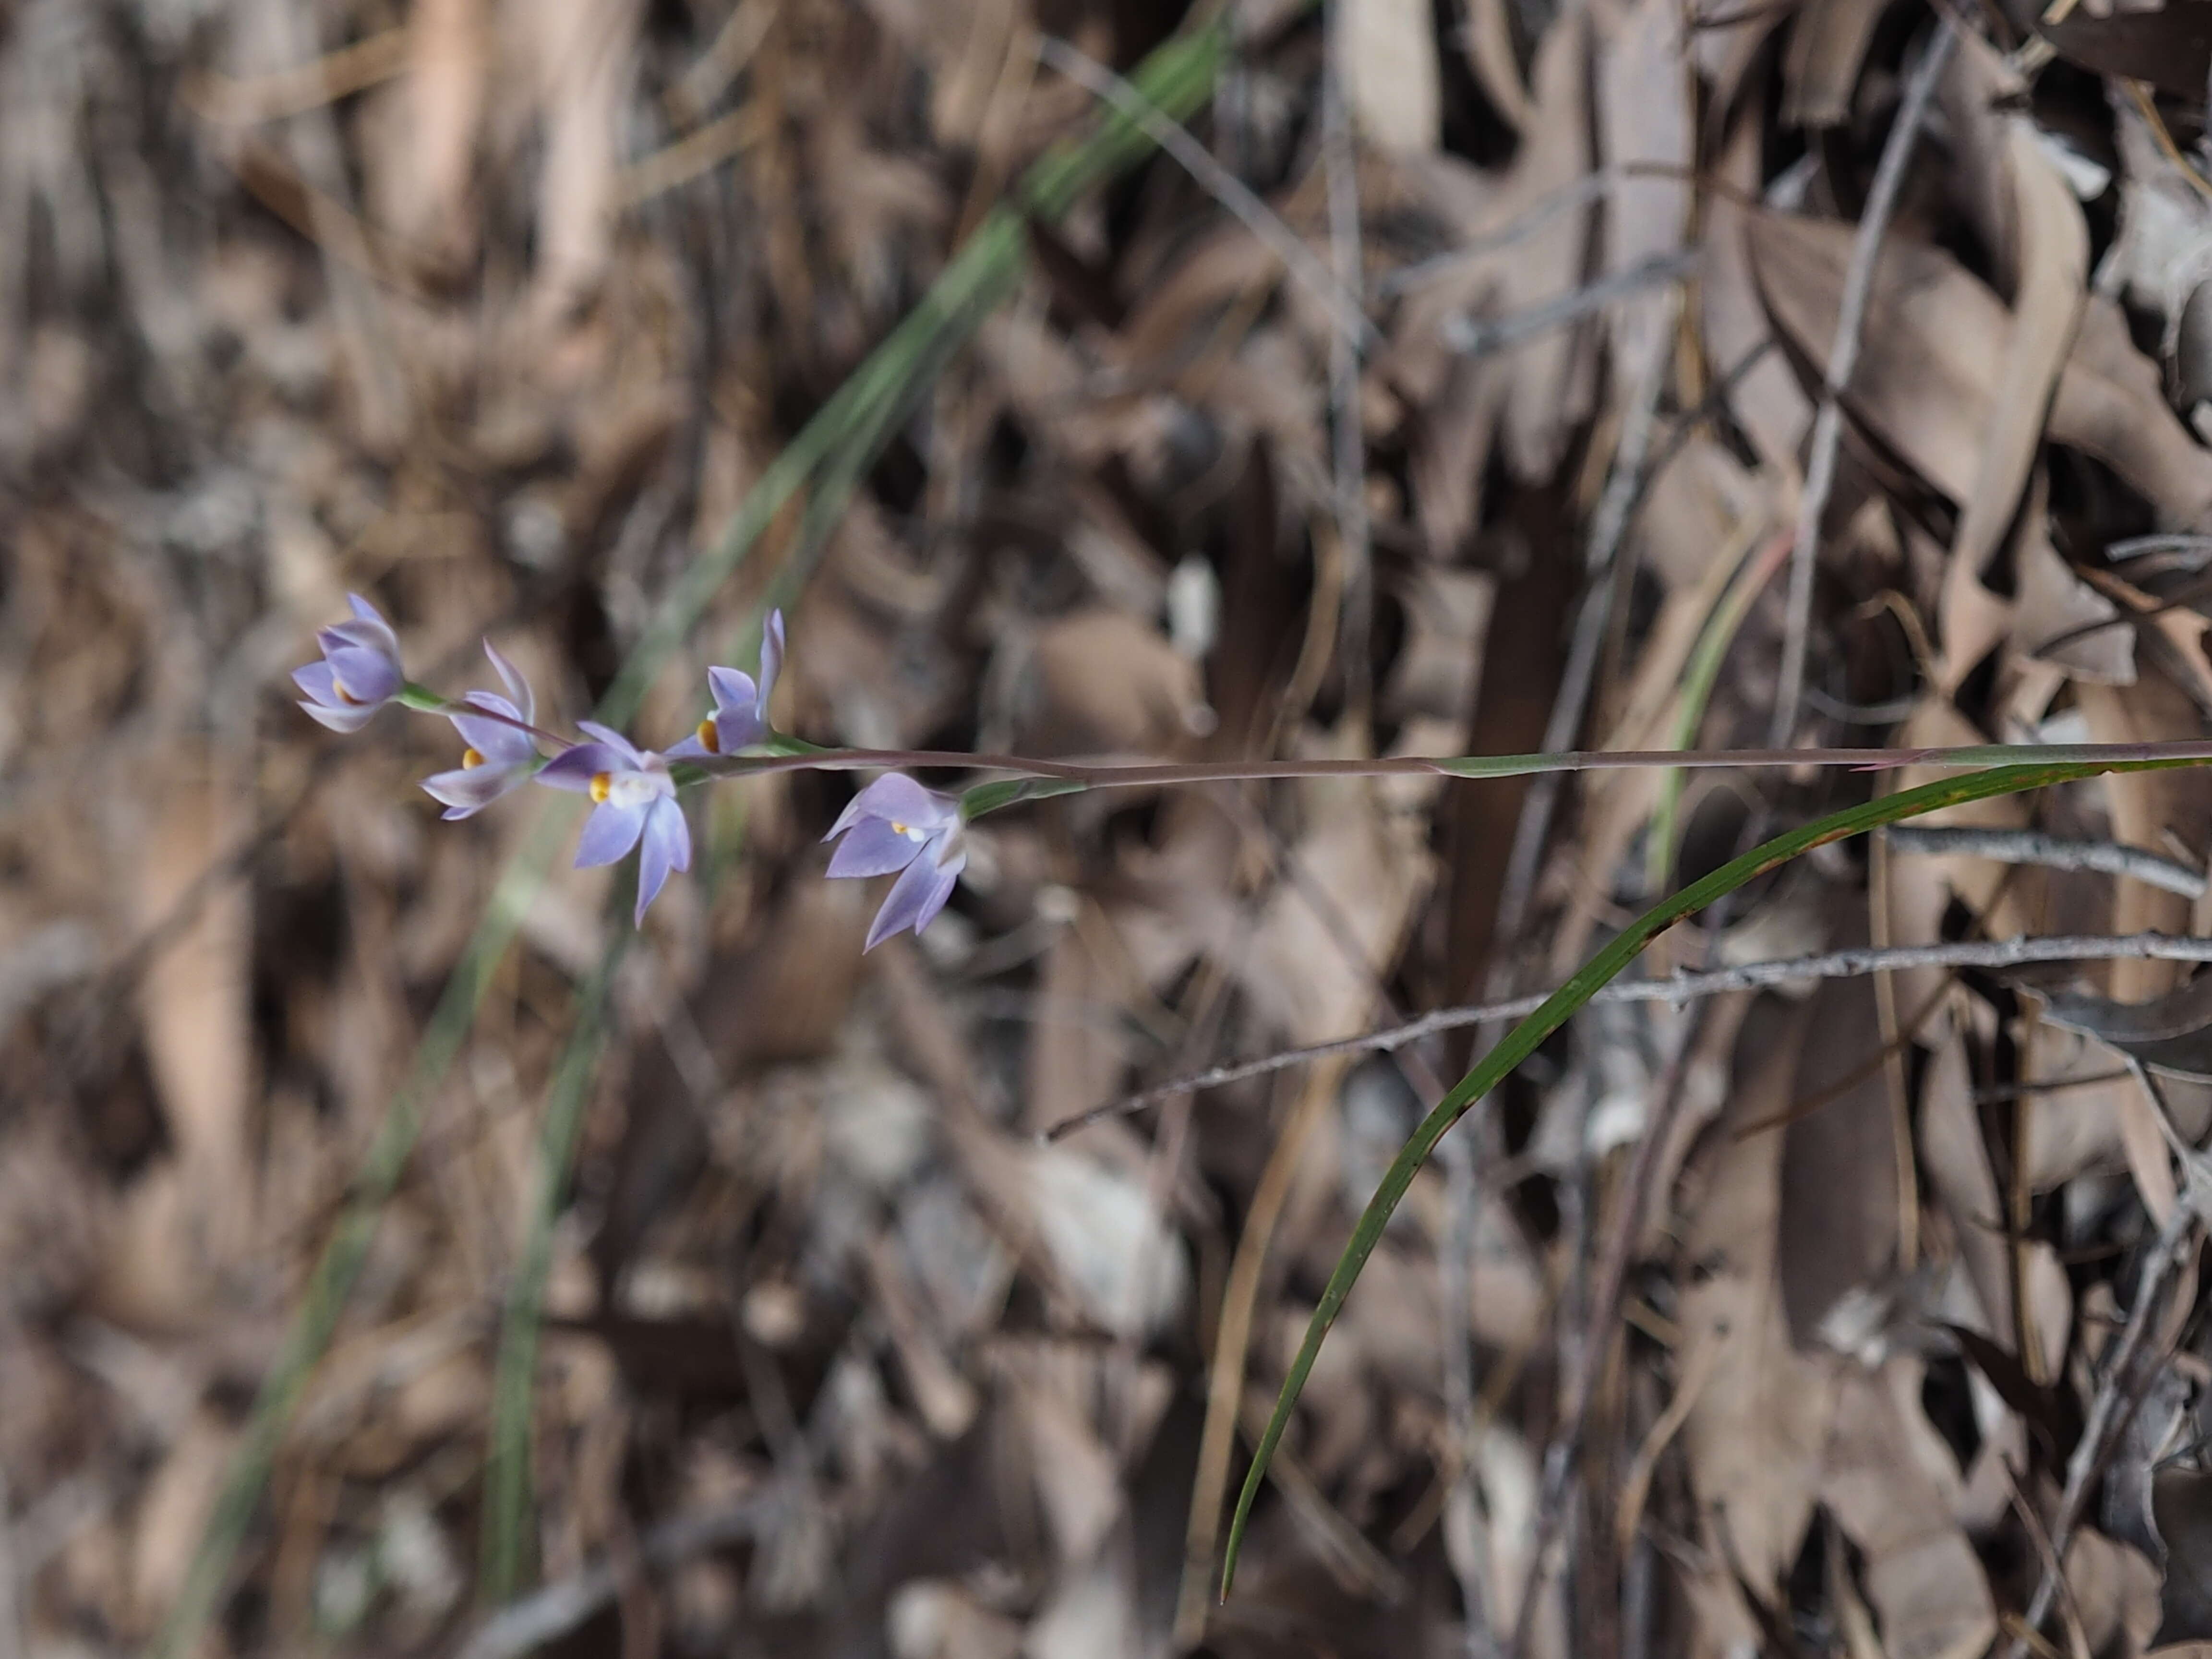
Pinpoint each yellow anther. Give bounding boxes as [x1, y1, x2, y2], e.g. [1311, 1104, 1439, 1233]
[589, 772, 613, 804]
[461, 747, 487, 769]
[333, 678, 363, 705]
[890, 821, 908, 836]
[697, 717, 719, 751]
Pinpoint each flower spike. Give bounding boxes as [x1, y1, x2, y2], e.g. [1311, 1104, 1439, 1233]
[293, 594, 404, 733]
[823, 773, 965, 950]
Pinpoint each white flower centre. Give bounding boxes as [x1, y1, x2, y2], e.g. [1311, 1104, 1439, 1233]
[889, 820, 927, 842]
[593, 769, 670, 810]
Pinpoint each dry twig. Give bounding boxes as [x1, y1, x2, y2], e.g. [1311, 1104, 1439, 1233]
[1884, 825, 2207, 898]
[1769, 16, 1959, 746]
[457, 1493, 787, 1659]
[1046, 930, 2212, 1138]
[1034, 35, 1374, 350]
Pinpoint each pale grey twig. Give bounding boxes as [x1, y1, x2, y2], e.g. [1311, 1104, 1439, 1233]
[1513, 1013, 1706, 1659]
[0, 1471, 22, 1659]
[1481, 277, 1683, 1008]
[1042, 930, 2212, 1139]
[1885, 825, 2206, 899]
[1768, 15, 1958, 748]
[1480, 275, 1683, 1659]
[1427, 334, 1670, 1657]
[1322, 0, 1375, 722]
[1443, 250, 1697, 357]
[2107, 532, 2212, 574]
[1034, 35, 1376, 351]
[457, 1492, 787, 1659]
[2004, 1058, 2202, 1659]
[1377, 170, 1619, 296]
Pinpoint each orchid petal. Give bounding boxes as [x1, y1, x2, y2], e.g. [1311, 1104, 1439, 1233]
[866, 853, 962, 950]
[635, 798, 691, 923]
[758, 611, 784, 715]
[825, 773, 954, 841]
[706, 667, 757, 716]
[483, 640, 535, 726]
[326, 644, 402, 707]
[451, 700, 536, 765]
[575, 800, 647, 867]
[423, 763, 524, 819]
[318, 619, 388, 657]
[346, 593, 397, 637]
[537, 743, 623, 792]
[827, 817, 926, 878]
[298, 697, 379, 733]
[292, 661, 339, 703]
[575, 721, 647, 768]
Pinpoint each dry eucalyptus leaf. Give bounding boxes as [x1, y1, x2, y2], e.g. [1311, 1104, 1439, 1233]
[1596, 0, 1690, 380]
[1341, 0, 1441, 154]
[2041, 3, 2212, 98]
[1677, 1004, 1832, 1617]
[1819, 1362, 1998, 1659]
[2014, 528, 2135, 685]
[1750, 213, 2212, 528]
[2037, 969, 2212, 1082]
[2156, 1468, 2212, 1645]
[1782, 0, 1887, 129]
[1003, 609, 1213, 757]
[1937, 36, 2087, 677]
[2057, 1525, 2163, 1657]
[1778, 977, 1898, 1350]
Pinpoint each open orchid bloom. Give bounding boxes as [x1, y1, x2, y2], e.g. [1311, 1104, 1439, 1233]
[823, 773, 966, 950]
[667, 610, 785, 759]
[422, 642, 540, 820]
[293, 594, 405, 733]
[538, 722, 692, 925]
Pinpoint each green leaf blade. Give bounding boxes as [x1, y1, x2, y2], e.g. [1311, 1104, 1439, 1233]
[1218, 757, 2182, 1597]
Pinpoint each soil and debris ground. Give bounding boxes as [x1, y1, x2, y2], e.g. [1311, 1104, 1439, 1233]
[19, 0, 2212, 1653]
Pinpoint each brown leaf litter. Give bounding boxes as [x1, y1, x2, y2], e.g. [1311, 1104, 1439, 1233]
[23, 0, 2212, 1654]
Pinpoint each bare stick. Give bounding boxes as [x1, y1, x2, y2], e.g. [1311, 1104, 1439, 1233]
[1512, 1010, 1709, 1658]
[1378, 170, 1621, 296]
[457, 1492, 785, 1659]
[533, 731, 2212, 789]
[1444, 251, 1697, 356]
[1034, 36, 1374, 350]
[2003, 1065, 2200, 1658]
[0, 1470, 22, 1659]
[1483, 282, 1683, 1016]
[1998, 1457, 2096, 1659]
[2107, 532, 2212, 571]
[1885, 826, 2206, 898]
[1431, 276, 1682, 1657]
[1043, 930, 2212, 1140]
[1768, 15, 1958, 747]
[1321, 0, 1374, 721]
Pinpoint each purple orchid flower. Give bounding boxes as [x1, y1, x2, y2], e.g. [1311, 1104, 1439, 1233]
[422, 642, 540, 820]
[823, 774, 966, 950]
[667, 611, 785, 759]
[294, 594, 405, 733]
[538, 723, 692, 925]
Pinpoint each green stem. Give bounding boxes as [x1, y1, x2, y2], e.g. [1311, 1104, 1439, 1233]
[661, 735, 2212, 801]
[481, 914, 631, 1603]
[1647, 531, 1792, 892]
[154, 804, 578, 1658]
